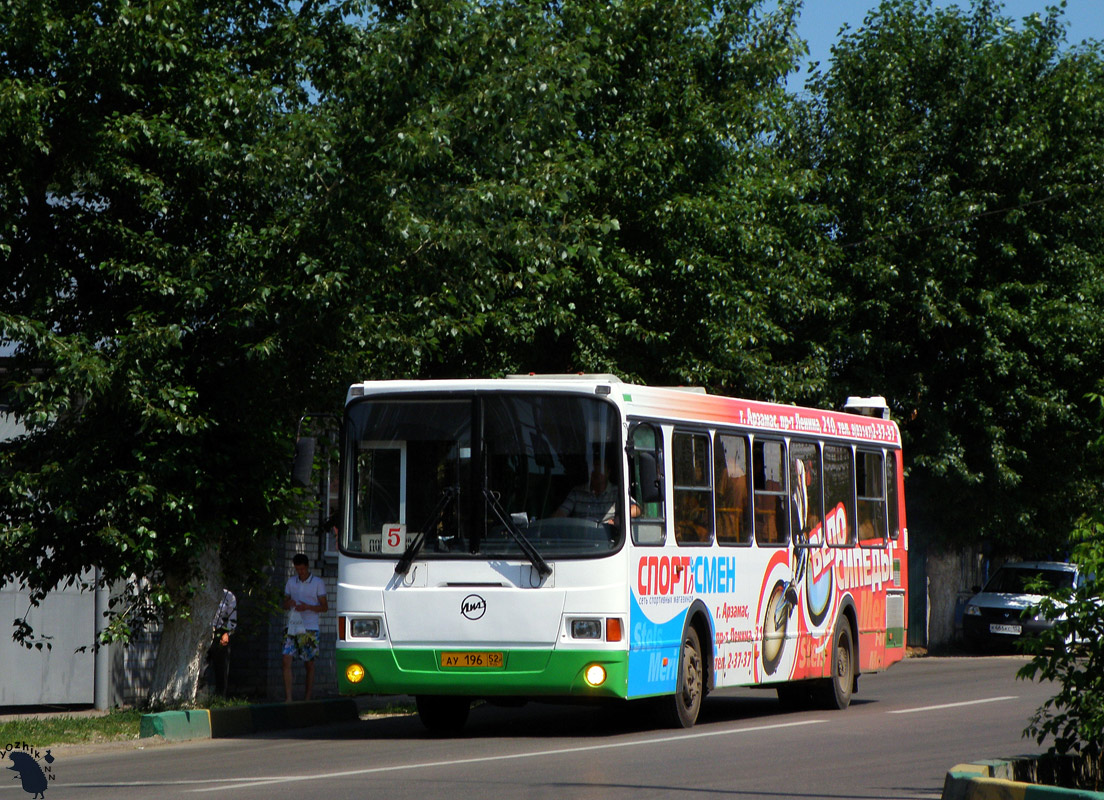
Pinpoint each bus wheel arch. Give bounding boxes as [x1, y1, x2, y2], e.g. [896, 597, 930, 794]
[837, 598, 859, 680]
[687, 600, 715, 694]
[657, 603, 711, 729]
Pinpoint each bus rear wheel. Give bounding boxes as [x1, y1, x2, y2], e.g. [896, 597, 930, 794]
[416, 695, 471, 735]
[660, 626, 703, 728]
[817, 622, 854, 710]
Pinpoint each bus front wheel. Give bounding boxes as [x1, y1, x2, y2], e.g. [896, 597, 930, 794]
[416, 695, 471, 735]
[660, 626, 704, 728]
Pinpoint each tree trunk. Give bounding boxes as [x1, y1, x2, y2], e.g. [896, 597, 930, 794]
[146, 547, 222, 707]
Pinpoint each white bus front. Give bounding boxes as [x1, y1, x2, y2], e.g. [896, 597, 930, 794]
[334, 386, 632, 728]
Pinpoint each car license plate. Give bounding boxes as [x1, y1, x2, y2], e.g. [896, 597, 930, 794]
[990, 623, 1022, 635]
[440, 651, 505, 669]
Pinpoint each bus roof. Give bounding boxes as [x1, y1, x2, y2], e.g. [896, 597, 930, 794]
[345, 375, 902, 448]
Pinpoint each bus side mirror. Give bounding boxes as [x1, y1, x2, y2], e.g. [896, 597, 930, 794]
[636, 451, 662, 504]
[292, 437, 316, 488]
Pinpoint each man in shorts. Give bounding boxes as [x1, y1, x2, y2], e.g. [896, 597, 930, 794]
[283, 553, 328, 702]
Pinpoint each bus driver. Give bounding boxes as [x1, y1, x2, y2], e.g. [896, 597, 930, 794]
[553, 459, 640, 525]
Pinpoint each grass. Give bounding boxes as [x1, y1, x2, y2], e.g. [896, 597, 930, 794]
[0, 695, 416, 748]
[196, 693, 258, 709]
[362, 700, 416, 716]
[0, 710, 143, 747]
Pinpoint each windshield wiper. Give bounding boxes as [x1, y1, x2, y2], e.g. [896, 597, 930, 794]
[395, 487, 456, 576]
[483, 488, 552, 580]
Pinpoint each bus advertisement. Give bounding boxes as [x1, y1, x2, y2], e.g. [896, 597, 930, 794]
[330, 375, 907, 731]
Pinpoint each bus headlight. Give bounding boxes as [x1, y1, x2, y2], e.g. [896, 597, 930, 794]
[584, 664, 606, 687]
[350, 617, 382, 639]
[346, 663, 366, 683]
[571, 619, 602, 639]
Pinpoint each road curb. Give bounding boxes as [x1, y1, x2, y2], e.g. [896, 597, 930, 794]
[139, 698, 359, 741]
[138, 709, 211, 741]
[943, 761, 1104, 799]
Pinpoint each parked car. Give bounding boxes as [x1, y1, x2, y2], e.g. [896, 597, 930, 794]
[962, 561, 1081, 652]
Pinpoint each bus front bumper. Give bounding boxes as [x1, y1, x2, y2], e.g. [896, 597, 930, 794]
[337, 647, 629, 699]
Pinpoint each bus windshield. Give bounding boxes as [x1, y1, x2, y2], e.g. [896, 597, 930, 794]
[342, 393, 624, 558]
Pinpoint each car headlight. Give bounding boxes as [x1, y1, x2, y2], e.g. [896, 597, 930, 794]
[965, 604, 981, 616]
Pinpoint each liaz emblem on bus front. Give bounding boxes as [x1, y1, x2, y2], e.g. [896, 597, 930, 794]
[461, 594, 487, 620]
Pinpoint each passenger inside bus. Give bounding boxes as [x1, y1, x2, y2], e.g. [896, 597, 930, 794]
[674, 460, 712, 544]
[753, 440, 788, 545]
[715, 434, 751, 545]
[552, 458, 640, 525]
[714, 463, 750, 544]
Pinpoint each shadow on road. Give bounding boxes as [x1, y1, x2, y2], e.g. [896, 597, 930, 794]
[283, 687, 863, 742]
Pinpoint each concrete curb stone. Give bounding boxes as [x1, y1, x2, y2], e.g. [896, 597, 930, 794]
[139, 698, 359, 741]
[943, 760, 1104, 800]
[138, 709, 212, 741]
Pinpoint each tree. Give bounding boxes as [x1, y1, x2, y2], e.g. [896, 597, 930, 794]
[321, 0, 831, 399]
[801, 0, 1104, 553]
[1019, 512, 1104, 788]
[1019, 393, 1104, 787]
[0, 0, 346, 704]
[0, 0, 837, 706]
[0, 0, 829, 704]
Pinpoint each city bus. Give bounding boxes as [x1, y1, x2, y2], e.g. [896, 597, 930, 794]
[332, 375, 908, 731]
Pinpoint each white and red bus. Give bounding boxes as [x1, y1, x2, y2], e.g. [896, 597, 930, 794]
[333, 375, 908, 731]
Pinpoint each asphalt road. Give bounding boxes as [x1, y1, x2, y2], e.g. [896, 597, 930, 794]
[36, 655, 1057, 800]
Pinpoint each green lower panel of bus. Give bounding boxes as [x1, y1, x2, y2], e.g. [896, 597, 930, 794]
[886, 625, 906, 648]
[337, 647, 629, 699]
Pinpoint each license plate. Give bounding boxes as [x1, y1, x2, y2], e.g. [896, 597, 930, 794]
[440, 651, 505, 669]
[990, 623, 1022, 635]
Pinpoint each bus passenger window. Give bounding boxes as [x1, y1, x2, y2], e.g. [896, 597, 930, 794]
[673, 432, 712, 545]
[715, 433, 751, 546]
[887, 453, 900, 539]
[790, 441, 823, 547]
[753, 439, 789, 546]
[628, 423, 665, 546]
[857, 450, 888, 546]
[823, 444, 855, 547]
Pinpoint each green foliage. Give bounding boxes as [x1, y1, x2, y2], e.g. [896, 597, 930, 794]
[0, 0, 343, 643]
[323, 0, 829, 398]
[1018, 391, 1104, 779]
[6, 0, 1104, 700]
[1018, 513, 1104, 779]
[801, 0, 1104, 552]
[1, 0, 823, 693]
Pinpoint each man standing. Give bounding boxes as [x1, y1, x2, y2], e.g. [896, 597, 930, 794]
[283, 553, 328, 702]
[207, 588, 237, 695]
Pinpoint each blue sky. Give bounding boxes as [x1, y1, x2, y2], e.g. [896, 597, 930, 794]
[794, 0, 1104, 86]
